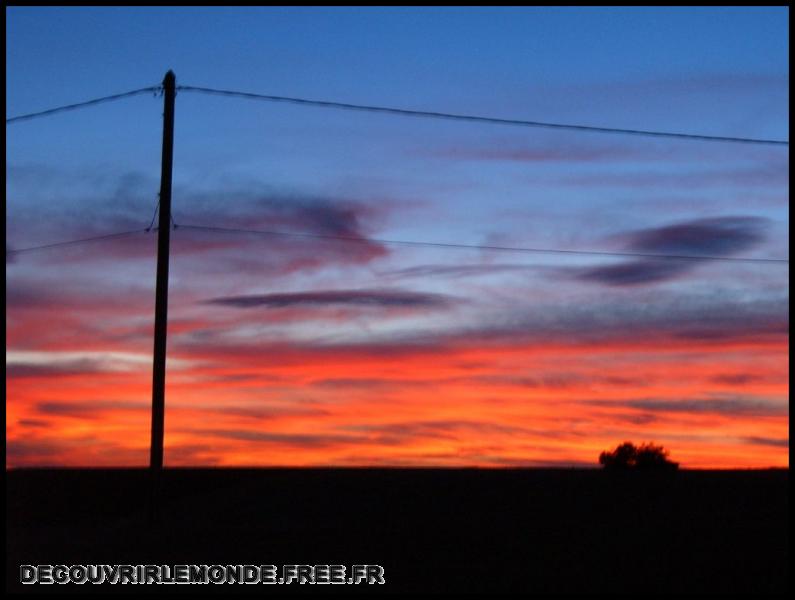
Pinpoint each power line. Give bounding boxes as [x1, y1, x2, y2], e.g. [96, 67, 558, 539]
[177, 224, 789, 265]
[6, 86, 161, 124]
[7, 229, 150, 255]
[177, 85, 789, 147]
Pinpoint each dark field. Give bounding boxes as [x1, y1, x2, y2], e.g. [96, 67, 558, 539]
[6, 468, 788, 594]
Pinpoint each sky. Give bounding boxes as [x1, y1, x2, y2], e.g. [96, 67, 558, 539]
[6, 7, 789, 468]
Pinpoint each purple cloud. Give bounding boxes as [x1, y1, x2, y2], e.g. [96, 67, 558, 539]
[7, 170, 392, 272]
[710, 373, 768, 386]
[205, 289, 455, 310]
[575, 259, 690, 286]
[622, 216, 769, 256]
[35, 400, 149, 418]
[573, 216, 770, 286]
[7, 359, 129, 379]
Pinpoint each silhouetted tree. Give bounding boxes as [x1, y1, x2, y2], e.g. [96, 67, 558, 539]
[599, 441, 678, 471]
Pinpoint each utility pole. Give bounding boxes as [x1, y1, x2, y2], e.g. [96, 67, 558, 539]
[149, 70, 176, 520]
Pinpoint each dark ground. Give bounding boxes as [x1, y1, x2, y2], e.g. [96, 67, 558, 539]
[5, 468, 789, 594]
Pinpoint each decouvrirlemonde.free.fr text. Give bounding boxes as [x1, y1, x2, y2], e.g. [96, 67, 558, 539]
[20, 564, 385, 584]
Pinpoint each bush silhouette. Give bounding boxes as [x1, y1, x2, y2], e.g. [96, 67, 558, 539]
[599, 441, 678, 471]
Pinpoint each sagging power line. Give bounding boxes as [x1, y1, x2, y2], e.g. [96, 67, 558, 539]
[6, 86, 161, 124]
[177, 224, 790, 265]
[176, 85, 790, 146]
[6, 228, 151, 255]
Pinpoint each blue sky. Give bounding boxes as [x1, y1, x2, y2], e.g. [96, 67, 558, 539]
[6, 7, 790, 468]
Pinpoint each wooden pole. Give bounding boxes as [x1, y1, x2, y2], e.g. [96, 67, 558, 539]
[149, 70, 176, 519]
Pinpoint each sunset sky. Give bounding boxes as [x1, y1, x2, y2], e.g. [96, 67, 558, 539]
[6, 7, 789, 468]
